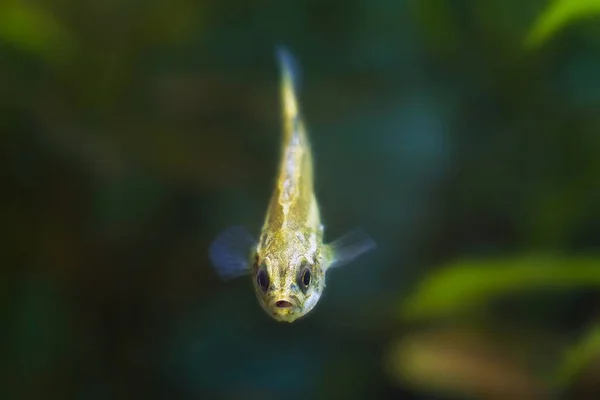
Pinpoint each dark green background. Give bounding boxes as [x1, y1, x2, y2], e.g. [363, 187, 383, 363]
[2, 0, 600, 399]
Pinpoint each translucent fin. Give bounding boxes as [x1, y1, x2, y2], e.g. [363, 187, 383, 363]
[327, 229, 376, 269]
[275, 45, 302, 93]
[208, 226, 257, 281]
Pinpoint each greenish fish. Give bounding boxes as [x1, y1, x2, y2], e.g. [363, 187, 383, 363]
[209, 46, 375, 322]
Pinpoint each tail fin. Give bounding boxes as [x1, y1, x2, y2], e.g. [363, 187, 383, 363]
[275, 45, 302, 125]
[276, 45, 301, 92]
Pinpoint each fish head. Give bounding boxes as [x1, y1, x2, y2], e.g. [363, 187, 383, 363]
[252, 237, 325, 322]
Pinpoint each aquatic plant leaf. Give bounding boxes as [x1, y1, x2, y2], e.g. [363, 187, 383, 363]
[0, 2, 75, 62]
[555, 325, 600, 386]
[400, 254, 600, 321]
[385, 328, 550, 398]
[525, 0, 600, 48]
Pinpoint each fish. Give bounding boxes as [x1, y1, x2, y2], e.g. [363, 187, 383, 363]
[208, 46, 376, 322]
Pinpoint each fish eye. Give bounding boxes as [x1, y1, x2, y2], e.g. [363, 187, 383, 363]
[299, 265, 311, 292]
[256, 268, 270, 292]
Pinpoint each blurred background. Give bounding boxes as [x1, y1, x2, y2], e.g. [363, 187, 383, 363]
[2, 0, 600, 399]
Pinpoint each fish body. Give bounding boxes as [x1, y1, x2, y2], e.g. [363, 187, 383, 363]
[209, 47, 375, 322]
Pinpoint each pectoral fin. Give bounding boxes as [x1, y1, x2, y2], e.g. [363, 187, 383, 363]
[326, 229, 376, 270]
[208, 226, 257, 280]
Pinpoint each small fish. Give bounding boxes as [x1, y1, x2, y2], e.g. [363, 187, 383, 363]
[209, 46, 376, 322]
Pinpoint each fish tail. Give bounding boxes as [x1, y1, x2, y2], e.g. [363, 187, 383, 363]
[276, 45, 303, 144]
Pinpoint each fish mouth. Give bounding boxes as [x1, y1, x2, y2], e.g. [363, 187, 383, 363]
[273, 299, 296, 309]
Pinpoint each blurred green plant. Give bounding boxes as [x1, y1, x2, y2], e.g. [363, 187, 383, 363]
[400, 254, 600, 321]
[0, 1, 75, 63]
[556, 325, 600, 385]
[525, 0, 600, 48]
[385, 328, 551, 399]
[392, 255, 600, 397]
